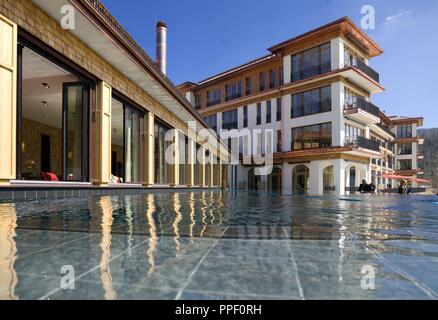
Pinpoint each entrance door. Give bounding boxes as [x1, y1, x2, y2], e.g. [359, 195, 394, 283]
[63, 82, 88, 181]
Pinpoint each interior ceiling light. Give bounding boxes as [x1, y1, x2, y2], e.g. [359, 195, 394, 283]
[42, 101, 48, 106]
[41, 82, 50, 89]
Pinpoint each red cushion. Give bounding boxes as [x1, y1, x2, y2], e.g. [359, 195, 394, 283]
[46, 173, 59, 181]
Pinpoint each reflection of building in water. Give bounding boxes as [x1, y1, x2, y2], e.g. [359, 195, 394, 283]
[146, 194, 157, 275]
[189, 193, 196, 240]
[0, 204, 18, 300]
[172, 193, 182, 251]
[200, 192, 208, 237]
[98, 197, 116, 300]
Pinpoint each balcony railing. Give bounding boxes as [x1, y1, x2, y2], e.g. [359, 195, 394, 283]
[377, 123, 395, 137]
[344, 97, 380, 118]
[354, 60, 380, 83]
[345, 136, 380, 152]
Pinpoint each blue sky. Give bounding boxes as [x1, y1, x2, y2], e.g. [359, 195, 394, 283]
[101, 0, 438, 128]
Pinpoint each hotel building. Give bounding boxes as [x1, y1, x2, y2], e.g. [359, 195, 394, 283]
[0, 0, 228, 200]
[179, 17, 424, 196]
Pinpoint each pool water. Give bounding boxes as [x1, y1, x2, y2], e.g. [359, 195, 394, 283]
[0, 191, 438, 300]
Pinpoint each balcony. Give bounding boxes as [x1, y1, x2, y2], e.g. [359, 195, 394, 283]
[354, 60, 380, 83]
[344, 97, 381, 124]
[345, 136, 380, 153]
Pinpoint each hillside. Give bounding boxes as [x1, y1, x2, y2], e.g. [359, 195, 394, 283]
[418, 128, 438, 188]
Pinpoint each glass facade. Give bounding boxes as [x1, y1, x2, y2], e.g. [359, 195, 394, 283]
[291, 43, 331, 82]
[291, 86, 331, 118]
[292, 122, 332, 150]
[154, 121, 172, 184]
[397, 125, 413, 138]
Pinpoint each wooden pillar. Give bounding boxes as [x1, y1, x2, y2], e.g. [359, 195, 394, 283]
[186, 139, 195, 186]
[0, 15, 17, 184]
[93, 82, 112, 186]
[144, 112, 155, 186]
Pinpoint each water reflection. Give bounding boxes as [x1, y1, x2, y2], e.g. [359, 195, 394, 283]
[145, 194, 157, 275]
[0, 204, 18, 300]
[0, 191, 437, 299]
[98, 197, 116, 300]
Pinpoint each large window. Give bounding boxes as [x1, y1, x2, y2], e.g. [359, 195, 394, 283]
[18, 45, 89, 181]
[154, 121, 172, 184]
[291, 86, 331, 118]
[225, 81, 242, 101]
[397, 143, 412, 155]
[292, 122, 332, 150]
[276, 98, 282, 121]
[344, 88, 364, 107]
[243, 106, 248, 128]
[245, 77, 251, 95]
[266, 100, 272, 123]
[291, 43, 331, 82]
[259, 72, 266, 91]
[204, 114, 217, 132]
[207, 88, 221, 107]
[345, 124, 364, 144]
[256, 103, 262, 125]
[222, 109, 238, 130]
[269, 69, 276, 88]
[397, 159, 412, 171]
[397, 125, 413, 138]
[194, 95, 201, 109]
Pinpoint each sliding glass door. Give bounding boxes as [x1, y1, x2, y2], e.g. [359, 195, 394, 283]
[124, 106, 141, 183]
[110, 96, 143, 183]
[18, 44, 89, 182]
[63, 82, 88, 181]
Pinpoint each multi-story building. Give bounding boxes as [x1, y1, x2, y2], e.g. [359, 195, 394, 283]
[179, 17, 424, 195]
[391, 116, 424, 186]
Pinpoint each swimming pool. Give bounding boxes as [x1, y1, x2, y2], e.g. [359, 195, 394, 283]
[0, 191, 437, 300]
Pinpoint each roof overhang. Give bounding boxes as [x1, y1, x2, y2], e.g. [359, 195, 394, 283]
[338, 67, 384, 94]
[268, 17, 383, 58]
[31, 0, 229, 158]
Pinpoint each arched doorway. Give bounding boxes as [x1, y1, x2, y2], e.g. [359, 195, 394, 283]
[268, 166, 282, 192]
[248, 168, 261, 190]
[293, 165, 309, 195]
[323, 165, 335, 194]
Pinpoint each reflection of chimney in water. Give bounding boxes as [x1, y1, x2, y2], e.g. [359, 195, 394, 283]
[156, 21, 167, 75]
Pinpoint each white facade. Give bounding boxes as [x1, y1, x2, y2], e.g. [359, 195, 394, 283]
[189, 33, 423, 195]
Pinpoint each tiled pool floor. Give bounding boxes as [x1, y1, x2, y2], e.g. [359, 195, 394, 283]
[1, 191, 438, 300]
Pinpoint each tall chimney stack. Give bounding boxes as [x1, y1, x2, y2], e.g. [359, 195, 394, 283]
[156, 21, 167, 75]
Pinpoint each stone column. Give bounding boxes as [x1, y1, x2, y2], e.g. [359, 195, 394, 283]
[0, 15, 17, 184]
[334, 159, 346, 196]
[309, 162, 323, 196]
[186, 138, 196, 186]
[144, 112, 155, 186]
[93, 81, 112, 186]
